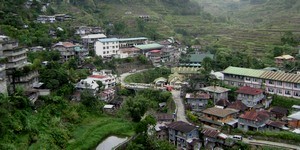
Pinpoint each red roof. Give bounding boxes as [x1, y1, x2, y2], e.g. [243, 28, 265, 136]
[236, 86, 263, 95]
[89, 75, 106, 79]
[62, 42, 75, 47]
[239, 110, 270, 122]
[149, 50, 161, 53]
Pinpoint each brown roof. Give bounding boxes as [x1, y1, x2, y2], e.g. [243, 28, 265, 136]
[167, 121, 197, 133]
[236, 86, 263, 95]
[202, 107, 238, 118]
[227, 101, 247, 111]
[260, 71, 300, 84]
[271, 106, 288, 115]
[119, 47, 140, 53]
[266, 120, 286, 128]
[201, 128, 219, 138]
[216, 99, 231, 107]
[156, 113, 174, 121]
[239, 110, 270, 122]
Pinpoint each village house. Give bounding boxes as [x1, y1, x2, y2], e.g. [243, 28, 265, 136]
[168, 121, 200, 150]
[148, 50, 161, 66]
[236, 86, 265, 108]
[75, 26, 105, 36]
[87, 70, 116, 89]
[75, 78, 99, 95]
[202, 128, 229, 149]
[201, 86, 230, 103]
[153, 113, 174, 140]
[82, 33, 107, 48]
[119, 47, 140, 58]
[270, 106, 289, 119]
[215, 99, 231, 108]
[227, 100, 248, 113]
[52, 42, 76, 62]
[288, 111, 300, 128]
[265, 120, 289, 131]
[36, 15, 56, 23]
[274, 54, 295, 67]
[223, 66, 300, 99]
[185, 92, 210, 111]
[200, 107, 239, 127]
[238, 110, 270, 131]
[99, 89, 115, 102]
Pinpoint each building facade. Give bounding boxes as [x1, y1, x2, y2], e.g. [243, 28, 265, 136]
[223, 66, 300, 99]
[236, 86, 265, 108]
[168, 121, 199, 149]
[94, 38, 119, 58]
[185, 92, 210, 111]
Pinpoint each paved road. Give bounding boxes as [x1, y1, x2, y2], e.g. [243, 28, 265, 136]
[171, 90, 189, 123]
[243, 138, 300, 150]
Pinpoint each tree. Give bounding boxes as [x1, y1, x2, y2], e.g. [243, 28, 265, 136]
[125, 95, 149, 122]
[202, 57, 213, 72]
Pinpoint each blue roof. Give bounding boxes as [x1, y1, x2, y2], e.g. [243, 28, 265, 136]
[118, 37, 148, 42]
[98, 38, 119, 42]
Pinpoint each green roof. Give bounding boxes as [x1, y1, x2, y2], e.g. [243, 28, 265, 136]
[189, 53, 214, 63]
[223, 66, 265, 78]
[135, 43, 163, 50]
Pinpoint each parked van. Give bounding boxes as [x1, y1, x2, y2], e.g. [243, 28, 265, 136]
[232, 135, 243, 141]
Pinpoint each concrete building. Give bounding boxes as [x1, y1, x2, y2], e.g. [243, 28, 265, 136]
[238, 110, 270, 131]
[185, 92, 210, 111]
[52, 42, 75, 62]
[200, 86, 230, 103]
[167, 121, 200, 150]
[94, 38, 119, 58]
[223, 66, 300, 99]
[236, 86, 265, 108]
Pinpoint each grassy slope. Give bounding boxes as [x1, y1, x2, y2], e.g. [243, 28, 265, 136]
[66, 116, 135, 150]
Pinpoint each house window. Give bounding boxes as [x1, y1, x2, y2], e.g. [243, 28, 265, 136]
[285, 90, 291, 95]
[231, 82, 234, 85]
[269, 80, 274, 85]
[103, 51, 106, 54]
[112, 46, 115, 48]
[107, 51, 109, 54]
[277, 89, 282, 94]
[103, 47, 106, 49]
[107, 46, 109, 49]
[238, 83, 243, 86]
[253, 78, 257, 82]
[294, 91, 300, 97]
[277, 81, 282, 86]
[286, 82, 292, 87]
[268, 88, 274, 93]
[116, 46, 118, 48]
[245, 77, 251, 81]
[294, 83, 300, 89]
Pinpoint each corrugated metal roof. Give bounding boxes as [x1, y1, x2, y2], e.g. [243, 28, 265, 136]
[223, 66, 265, 78]
[260, 71, 300, 83]
[135, 43, 163, 50]
[118, 37, 147, 41]
[98, 38, 119, 42]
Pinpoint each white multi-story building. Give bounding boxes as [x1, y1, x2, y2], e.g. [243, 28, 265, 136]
[87, 70, 116, 89]
[94, 37, 148, 58]
[94, 38, 119, 58]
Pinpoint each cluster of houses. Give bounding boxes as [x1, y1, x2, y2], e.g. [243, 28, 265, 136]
[36, 14, 73, 23]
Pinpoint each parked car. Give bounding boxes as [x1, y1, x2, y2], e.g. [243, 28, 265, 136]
[232, 135, 243, 141]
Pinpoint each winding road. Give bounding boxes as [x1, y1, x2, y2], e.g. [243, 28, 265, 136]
[171, 90, 188, 123]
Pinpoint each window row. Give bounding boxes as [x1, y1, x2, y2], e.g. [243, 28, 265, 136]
[103, 46, 118, 49]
